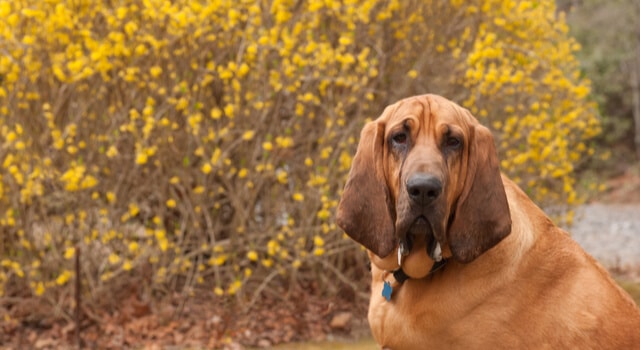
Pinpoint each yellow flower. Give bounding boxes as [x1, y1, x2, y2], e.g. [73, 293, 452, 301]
[223, 104, 234, 118]
[237, 63, 250, 77]
[65, 213, 76, 226]
[262, 259, 273, 268]
[338, 36, 352, 46]
[106, 191, 116, 204]
[209, 254, 228, 266]
[211, 148, 222, 164]
[292, 259, 302, 269]
[128, 241, 139, 254]
[316, 209, 330, 220]
[227, 280, 242, 295]
[11, 262, 24, 277]
[320, 147, 332, 159]
[158, 238, 169, 252]
[276, 170, 288, 184]
[166, 199, 177, 208]
[106, 146, 118, 158]
[247, 250, 258, 261]
[176, 98, 188, 110]
[275, 136, 294, 148]
[210, 107, 222, 119]
[64, 247, 75, 260]
[108, 253, 121, 265]
[242, 130, 255, 140]
[136, 152, 148, 165]
[34, 282, 45, 296]
[129, 203, 139, 216]
[81, 175, 98, 189]
[150, 66, 163, 77]
[56, 270, 73, 286]
[101, 272, 113, 282]
[292, 193, 304, 202]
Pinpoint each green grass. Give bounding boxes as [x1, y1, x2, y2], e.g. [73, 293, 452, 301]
[619, 280, 640, 305]
[271, 339, 377, 350]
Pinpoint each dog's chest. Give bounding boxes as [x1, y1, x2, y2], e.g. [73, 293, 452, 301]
[367, 279, 449, 348]
[366, 276, 523, 349]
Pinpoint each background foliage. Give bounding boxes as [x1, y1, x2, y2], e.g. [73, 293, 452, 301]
[0, 0, 598, 319]
[562, 0, 640, 165]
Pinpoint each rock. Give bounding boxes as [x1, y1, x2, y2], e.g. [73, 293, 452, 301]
[34, 338, 57, 349]
[329, 312, 352, 330]
[257, 339, 272, 348]
[571, 203, 640, 268]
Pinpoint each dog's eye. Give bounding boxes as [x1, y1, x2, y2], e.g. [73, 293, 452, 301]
[392, 133, 408, 145]
[445, 136, 462, 149]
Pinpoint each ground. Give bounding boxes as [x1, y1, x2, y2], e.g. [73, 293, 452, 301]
[598, 163, 640, 204]
[0, 279, 372, 349]
[576, 164, 640, 281]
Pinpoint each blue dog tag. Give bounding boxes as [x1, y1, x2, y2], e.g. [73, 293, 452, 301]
[382, 281, 393, 301]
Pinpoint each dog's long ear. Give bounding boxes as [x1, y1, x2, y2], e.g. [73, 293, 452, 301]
[336, 120, 396, 258]
[447, 123, 511, 263]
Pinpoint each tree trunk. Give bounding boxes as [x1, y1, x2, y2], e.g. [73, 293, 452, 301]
[631, 50, 640, 161]
[634, 3, 640, 161]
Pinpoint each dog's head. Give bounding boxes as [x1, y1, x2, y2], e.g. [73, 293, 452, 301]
[336, 94, 511, 267]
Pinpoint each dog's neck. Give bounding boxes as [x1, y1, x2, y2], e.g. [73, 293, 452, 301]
[393, 258, 448, 283]
[371, 241, 450, 301]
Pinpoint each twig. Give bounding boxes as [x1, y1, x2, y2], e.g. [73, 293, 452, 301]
[247, 269, 281, 309]
[319, 259, 370, 301]
[75, 244, 82, 350]
[80, 304, 103, 324]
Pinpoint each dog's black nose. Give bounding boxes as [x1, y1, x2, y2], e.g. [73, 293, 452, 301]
[406, 174, 442, 206]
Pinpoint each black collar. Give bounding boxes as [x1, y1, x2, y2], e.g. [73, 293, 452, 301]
[381, 258, 449, 301]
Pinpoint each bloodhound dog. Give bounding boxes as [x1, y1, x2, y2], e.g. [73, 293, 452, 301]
[336, 94, 640, 349]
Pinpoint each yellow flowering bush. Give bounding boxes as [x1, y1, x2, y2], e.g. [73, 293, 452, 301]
[0, 0, 597, 312]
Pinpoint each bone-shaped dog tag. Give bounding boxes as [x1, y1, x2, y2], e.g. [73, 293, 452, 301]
[398, 238, 411, 266]
[399, 239, 410, 254]
[433, 242, 442, 262]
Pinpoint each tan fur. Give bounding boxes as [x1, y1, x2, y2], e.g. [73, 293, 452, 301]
[337, 95, 640, 349]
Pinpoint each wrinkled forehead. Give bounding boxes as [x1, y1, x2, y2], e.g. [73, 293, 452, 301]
[385, 95, 469, 132]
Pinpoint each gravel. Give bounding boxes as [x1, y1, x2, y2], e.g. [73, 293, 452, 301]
[570, 203, 640, 268]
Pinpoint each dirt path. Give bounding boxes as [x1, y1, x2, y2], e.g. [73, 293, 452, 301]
[571, 203, 640, 270]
